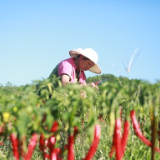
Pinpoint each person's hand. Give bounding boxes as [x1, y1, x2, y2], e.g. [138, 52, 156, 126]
[80, 90, 87, 99]
[88, 82, 99, 90]
[79, 83, 87, 87]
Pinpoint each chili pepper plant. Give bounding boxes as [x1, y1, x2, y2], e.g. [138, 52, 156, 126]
[0, 77, 160, 160]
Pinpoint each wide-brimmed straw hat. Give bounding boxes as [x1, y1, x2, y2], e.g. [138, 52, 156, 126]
[69, 48, 101, 74]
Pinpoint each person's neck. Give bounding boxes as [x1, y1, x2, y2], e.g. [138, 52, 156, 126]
[73, 58, 80, 72]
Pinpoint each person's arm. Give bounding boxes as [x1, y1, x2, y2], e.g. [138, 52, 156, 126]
[61, 74, 99, 90]
[60, 74, 72, 86]
[60, 74, 85, 87]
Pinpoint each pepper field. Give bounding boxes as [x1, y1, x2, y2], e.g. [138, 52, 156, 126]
[0, 76, 160, 160]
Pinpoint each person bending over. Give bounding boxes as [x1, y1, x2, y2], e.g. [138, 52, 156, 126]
[49, 48, 101, 89]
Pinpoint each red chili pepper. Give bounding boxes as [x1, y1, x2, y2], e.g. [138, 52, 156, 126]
[74, 126, 78, 137]
[0, 125, 5, 136]
[131, 110, 152, 146]
[50, 121, 58, 132]
[56, 148, 63, 160]
[109, 120, 129, 159]
[0, 126, 3, 136]
[48, 136, 57, 159]
[39, 134, 45, 151]
[51, 148, 58, 160]
[64, 127, 78, 160]
[40, 121, 61, 159]
[39, 134, 50, 159]
[49, 121, 63, 160]
[83, 125, 101, 160]
[94, 80, 101, 86]
[10, 133, 19, 160]
[50, 148, 62, 160]
[121, 120, 130, 159]
[131, 110, 160, 153]
[67, 134, 75, 160]
[24, 133, 38, 160]
[45, 154, 50, 159]
[109, 108, 123, 159]
[115, 118, 122, 160]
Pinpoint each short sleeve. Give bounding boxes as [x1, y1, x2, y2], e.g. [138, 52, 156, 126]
[58, 60, 72, 79]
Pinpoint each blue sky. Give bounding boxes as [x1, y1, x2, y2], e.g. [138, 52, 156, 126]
[0, 0, 160, 86]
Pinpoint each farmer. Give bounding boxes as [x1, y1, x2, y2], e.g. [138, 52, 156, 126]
[49, 48, 101, 89]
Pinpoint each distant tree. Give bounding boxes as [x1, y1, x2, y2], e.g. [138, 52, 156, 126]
[86, 74, 117, 83]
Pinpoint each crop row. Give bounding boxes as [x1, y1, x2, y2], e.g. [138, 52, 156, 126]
[0, 77, 160, 159]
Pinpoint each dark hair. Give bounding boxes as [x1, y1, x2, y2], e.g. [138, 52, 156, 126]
[77, 55, 81, 58]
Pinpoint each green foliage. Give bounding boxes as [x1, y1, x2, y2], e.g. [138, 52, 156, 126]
[0, 75, 160, 159]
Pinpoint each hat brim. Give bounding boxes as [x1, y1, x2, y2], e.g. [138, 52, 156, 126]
[69, 50, 101, 74]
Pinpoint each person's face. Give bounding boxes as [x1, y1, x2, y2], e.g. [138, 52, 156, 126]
[78, 55, 95, 71]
